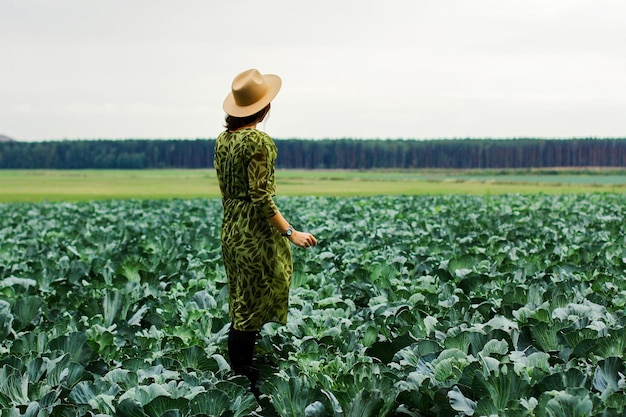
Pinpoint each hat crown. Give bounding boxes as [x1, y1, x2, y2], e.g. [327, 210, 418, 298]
[232, 69, 269, 107]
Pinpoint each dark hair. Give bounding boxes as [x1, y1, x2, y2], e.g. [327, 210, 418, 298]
[225, 104, 271, 132]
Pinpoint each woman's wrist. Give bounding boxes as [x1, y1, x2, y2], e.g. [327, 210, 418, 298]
[281, 224, 293, 237]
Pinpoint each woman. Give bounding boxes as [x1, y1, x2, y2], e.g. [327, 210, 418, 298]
[214, 68, 317, 398]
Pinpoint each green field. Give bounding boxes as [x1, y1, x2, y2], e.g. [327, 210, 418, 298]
[1, 195, 625, 416]
[1, 169, 625, 202]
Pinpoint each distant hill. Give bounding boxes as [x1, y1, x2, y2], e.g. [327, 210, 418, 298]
[0, 134, 15, 142]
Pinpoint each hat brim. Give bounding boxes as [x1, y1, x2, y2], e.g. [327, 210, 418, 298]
[223, 74, 282, 117]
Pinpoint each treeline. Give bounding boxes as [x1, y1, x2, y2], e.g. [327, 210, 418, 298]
[1, 138, 625, 169]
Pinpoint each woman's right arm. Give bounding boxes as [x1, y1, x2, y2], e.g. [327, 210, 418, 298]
[246, 132, 317, 248]
[267, 211, 317, 248]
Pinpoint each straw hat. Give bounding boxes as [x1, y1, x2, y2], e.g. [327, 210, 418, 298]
[223, 69, 282, 117]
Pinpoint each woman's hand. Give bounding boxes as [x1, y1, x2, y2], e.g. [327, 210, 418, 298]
[266, 212, 317, 248]
[289, 230, 317, 249]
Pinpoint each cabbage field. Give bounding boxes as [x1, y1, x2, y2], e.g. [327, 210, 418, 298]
[1, 194, 625, 417]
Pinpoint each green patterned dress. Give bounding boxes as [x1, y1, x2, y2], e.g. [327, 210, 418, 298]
[214, 128, 293, 331]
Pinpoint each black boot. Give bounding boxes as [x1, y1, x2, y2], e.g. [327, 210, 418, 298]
[228, 325, 261, 400]
[243, 364, 261, 401]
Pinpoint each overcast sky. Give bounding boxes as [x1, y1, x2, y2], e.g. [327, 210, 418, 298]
[1, 0, 625, 141]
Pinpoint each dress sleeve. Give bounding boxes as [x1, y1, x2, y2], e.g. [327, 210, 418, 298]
[247, 133, 279, 219]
